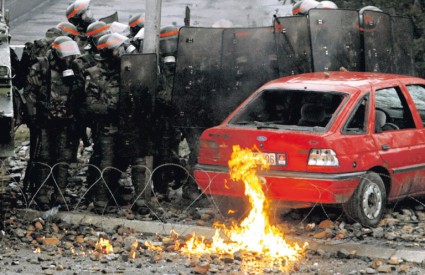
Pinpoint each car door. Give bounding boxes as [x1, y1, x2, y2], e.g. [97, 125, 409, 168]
[404, 83, 425, 194]
[372, 85, 420, 198]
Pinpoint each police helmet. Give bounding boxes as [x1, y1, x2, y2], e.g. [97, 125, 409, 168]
[86, 21, 110, 46]
[129, 14, 145, 37]
[316, 1, 338, 9]
[55, 22, 79, 39]
[97, 33, 130, 59]
[51, 36, 81, 58]
[66, 0, 94, 28]
[159, 25, 179, 57]
[292, 0, 319, 15]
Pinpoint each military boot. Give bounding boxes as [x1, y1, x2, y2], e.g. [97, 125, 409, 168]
[31, 165, 52, 210]
[131, 161, 151, 215]
[51, 163, 69, 207]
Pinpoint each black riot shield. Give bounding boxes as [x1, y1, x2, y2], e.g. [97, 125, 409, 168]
[99, 12, 118, 24]
[309, 9, 362, 72]
[220, 27, 278, 122]
[362, 11, 392, 73]
[275, 16, 312, 76]
[173, 27, 223, 128]
[120, 53, 157, 107]
[119, 53, 157, 156]
[391, 16, 414, 76]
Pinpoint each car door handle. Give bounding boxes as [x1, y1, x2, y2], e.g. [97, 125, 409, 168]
[381, 144, 390, 150]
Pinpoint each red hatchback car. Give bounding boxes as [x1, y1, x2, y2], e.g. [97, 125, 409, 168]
[194, 72, 425, 227]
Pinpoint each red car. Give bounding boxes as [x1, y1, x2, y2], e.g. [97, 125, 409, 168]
[194, 72, 425, 227]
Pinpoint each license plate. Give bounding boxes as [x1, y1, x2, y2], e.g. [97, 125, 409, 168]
[254, 152, 277, 165]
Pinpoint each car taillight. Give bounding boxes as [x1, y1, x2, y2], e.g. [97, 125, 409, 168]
[308, 149, 339, 166]
[199, 139, 220, 160]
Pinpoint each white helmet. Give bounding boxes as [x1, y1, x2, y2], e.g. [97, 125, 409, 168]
[292, 0, 320, 15]
[212, 19, 234, 28]
[316, 1, 338, 9]
[108, 21, 130, 37]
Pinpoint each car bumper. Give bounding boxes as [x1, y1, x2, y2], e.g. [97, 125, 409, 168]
[194, 164, 366, 204]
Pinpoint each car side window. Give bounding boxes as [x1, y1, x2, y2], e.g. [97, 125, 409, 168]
[406, 84, 425, 126]
[375, 87, 415, 132]
[343, 95, 368, 134]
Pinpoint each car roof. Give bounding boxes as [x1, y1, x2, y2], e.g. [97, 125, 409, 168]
[264, 71, 421, 92]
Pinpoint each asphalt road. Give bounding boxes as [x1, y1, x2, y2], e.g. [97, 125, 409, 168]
[8, 0, 288, 45]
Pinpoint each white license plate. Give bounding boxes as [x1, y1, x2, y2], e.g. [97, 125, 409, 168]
[254, 152, 277, 165]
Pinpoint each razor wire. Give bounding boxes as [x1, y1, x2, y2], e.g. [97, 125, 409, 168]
[2, 157, 425, 243]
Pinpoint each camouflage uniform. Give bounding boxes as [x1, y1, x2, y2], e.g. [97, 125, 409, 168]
[24, 39, 82, 209]
[85, 33, 152, 211]
[84, 60, 121, 208]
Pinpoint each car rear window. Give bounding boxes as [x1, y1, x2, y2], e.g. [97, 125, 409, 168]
[229, 89, 345, 130]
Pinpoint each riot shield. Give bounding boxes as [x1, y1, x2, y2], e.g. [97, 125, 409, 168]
[362, 11, 392, 73]
[309, 9, 362, 72]
[120, 53, 157, 114]
[275, 16, 312, 76]
[173, 27, 223, 128]
[0, 20, 13, 157]
[99, 12, 118, 24]
[391, 16, 414, 76]
[118, 53, 157, 165]
[220, 27, 278, 123]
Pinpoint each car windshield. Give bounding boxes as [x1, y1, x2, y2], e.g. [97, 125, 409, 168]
[229, 89, 345, 131]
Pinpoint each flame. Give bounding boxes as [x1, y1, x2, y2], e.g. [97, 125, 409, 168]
[144, 241, 163, 251]
[181, 145, 307, 272]
[129, 240, 139, 259]
[95, 237, 113, 254]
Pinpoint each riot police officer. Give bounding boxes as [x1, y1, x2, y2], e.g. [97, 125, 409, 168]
[24, 36, 81, 210]
[128, 14, 145, 39]
[84, 33, 150, 211]
[152, 26, 196, 201]
[66, 0, 96, 51]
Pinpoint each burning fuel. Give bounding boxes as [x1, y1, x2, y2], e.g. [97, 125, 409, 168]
[179, 145, 307, 272]
[95, 236, 113, 254]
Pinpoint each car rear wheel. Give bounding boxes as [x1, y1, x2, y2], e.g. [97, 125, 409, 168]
[211, 195, 251, 221]
[343, 171, 386, 227]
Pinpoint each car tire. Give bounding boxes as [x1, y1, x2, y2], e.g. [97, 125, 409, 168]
[212, 195, 251, 221]
[343, 171, 386, 227]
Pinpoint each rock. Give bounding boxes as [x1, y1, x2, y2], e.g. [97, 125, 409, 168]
[34, 221, 43, 230]
[371, 258, 385, 269]
[222, 255, 234, 264]
[337, 249, 350, 259]
[318, 219, 334, 229]
[366, 267, 377, 274]
[194, 262, 210, 274]
[376, 265, 392, 273]
[388, 256, 400, 265]
[372, 228, 384, 238]
[313, 230, 333, 239]
[305, 223, 315, 231]
[43, 237, 59, 246]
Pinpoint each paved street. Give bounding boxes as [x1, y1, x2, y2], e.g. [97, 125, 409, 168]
[9, 0, 288, 45]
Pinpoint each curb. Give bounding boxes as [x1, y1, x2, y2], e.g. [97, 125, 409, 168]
[17, 209, 425, 264]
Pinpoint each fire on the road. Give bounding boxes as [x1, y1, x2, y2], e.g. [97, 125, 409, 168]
[180, 145, 307, 271]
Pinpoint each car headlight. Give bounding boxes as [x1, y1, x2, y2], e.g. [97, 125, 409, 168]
[308, 149, 339, 166]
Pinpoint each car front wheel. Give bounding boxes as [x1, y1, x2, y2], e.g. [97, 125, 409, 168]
[343, 171, 386, 227]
